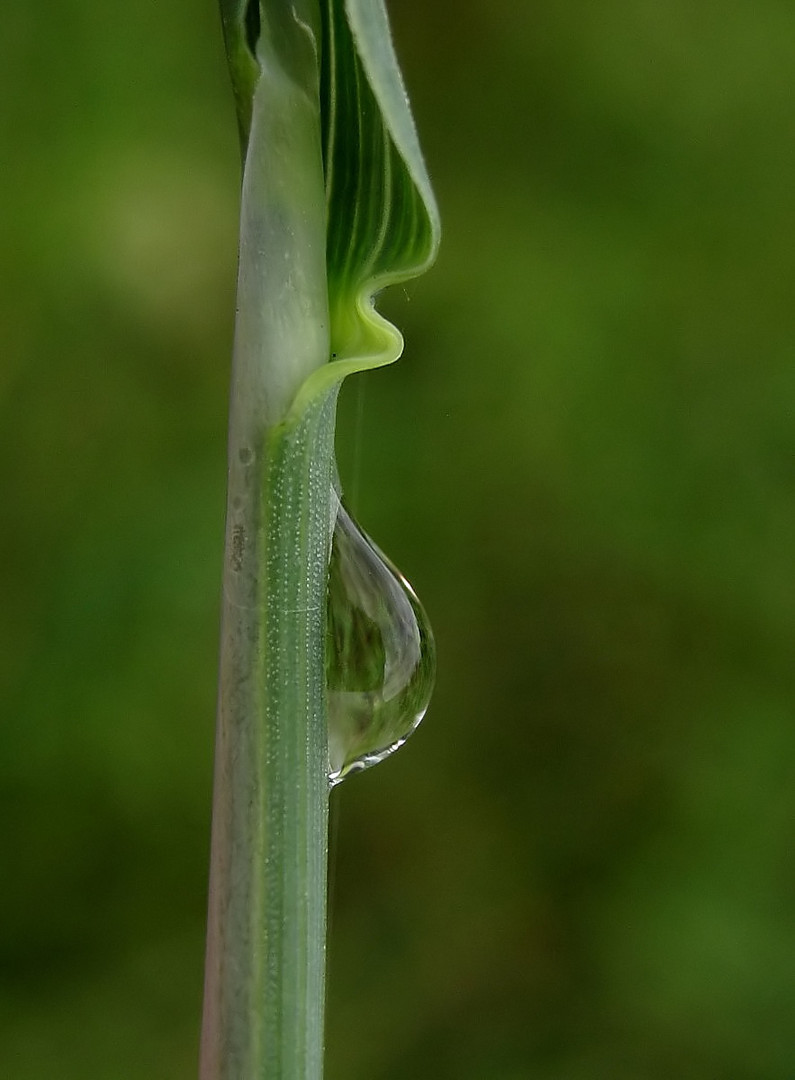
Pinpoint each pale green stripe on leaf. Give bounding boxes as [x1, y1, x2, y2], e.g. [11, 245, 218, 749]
[320, 0, 439, 355]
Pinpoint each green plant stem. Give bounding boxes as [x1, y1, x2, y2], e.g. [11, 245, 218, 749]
[200, 4, 332, 1077]
[201, 396, 336, 1080]
[202, 0, 440, 1075]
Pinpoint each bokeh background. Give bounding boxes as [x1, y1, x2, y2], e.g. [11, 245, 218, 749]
[2, 1, 794, 1077]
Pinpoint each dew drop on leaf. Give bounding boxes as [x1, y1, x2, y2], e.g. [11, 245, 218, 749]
[326, 501, 435, 785]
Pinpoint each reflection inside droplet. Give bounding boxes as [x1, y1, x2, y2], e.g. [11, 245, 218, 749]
[326, 501, 435, 785]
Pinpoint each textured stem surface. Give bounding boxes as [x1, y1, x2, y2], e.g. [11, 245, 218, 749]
[200, 5, 332, 1077]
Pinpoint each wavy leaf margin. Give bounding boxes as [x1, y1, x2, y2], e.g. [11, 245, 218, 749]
[286, 0, 441, 422]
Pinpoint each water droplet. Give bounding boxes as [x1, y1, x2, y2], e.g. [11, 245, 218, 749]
[326, 502, 435, 786]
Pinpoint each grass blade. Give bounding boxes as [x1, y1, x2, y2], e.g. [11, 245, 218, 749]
[201, 3, 439, 1077]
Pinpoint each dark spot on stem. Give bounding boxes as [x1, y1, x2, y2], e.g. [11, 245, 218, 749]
[232, 524, 245, 572]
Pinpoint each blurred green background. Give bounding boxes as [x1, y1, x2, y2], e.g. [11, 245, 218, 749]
[2, 1, 794, 1077]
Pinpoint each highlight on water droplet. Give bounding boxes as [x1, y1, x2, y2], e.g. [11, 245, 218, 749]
[326, 500, 435, 786]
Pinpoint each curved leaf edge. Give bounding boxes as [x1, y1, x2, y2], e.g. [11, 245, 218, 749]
[287, 0, 440, 427]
